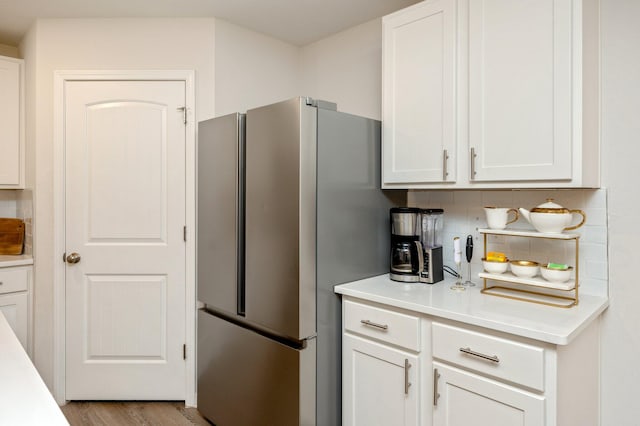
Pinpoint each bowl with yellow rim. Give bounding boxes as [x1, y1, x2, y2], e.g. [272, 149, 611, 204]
[510, 260, 539, 278]
[540, 264, 573, 283]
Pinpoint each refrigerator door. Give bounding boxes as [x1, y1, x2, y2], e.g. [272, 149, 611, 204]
[197, 310, 315, 426]
[244, 98, 316, 340]
[197, 113, 245, 314]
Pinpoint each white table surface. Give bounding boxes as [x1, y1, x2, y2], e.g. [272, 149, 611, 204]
[334, 274, 609, 345]
[0, 254, 33, 267]
[0, 312, 68, 425]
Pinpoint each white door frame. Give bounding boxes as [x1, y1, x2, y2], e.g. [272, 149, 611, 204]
[52, 70, 197, 406]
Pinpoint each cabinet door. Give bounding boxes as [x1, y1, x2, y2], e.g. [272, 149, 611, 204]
[343, 334, 419, 426]
[433, 362, 544, 426]
[0, 292, 28, 351]
[382, 0, 456, 185]
[0, 56, 23, 188]
[468, 0, 573, 182]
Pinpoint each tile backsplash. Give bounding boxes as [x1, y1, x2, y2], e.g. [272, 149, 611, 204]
[17, 191, 33, 255]
[408, 189, 608, 297]
[0, 191, 17, 218]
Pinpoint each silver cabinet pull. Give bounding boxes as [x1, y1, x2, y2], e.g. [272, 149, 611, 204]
[433, 368, 441, 406]
[459, 347, 500, 363]
[442, 149, 449, 181]
[360, 319, 388, 330]
[404, 359, 412, 395]
[470, 147, 477, 179]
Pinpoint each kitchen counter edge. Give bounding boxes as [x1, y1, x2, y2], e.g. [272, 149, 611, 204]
[0, 311, 68, 425]
[0, 255, 33, 267]
[334, 274, 609, 345]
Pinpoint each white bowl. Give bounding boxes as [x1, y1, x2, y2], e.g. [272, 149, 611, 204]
[482, 258, 509, 274]
[540, 265, 573, 283]
[510, 260, 539, 278]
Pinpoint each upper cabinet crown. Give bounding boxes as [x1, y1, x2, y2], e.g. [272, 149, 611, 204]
[0, 55, 25, 189]
[382, 0, 600, 189]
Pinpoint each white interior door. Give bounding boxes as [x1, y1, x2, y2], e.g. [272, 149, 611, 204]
[64, 80, 187, 400]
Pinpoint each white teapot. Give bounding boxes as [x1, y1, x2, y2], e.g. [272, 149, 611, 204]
[518, 199, 586, 234]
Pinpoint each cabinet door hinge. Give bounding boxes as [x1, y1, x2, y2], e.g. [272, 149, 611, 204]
[177, 107, 187, 125]
[183, 226, 187, 242]
[183, 344, 187, 360]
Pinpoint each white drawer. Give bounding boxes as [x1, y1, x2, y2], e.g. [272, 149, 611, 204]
[432, 322, 545, 391]
[344, 299, 420, 351]
[0, 268, 28, 295]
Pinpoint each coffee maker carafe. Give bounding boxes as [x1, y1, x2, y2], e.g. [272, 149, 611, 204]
[389, 208, 423, 282]
[419, 209, 444, 284]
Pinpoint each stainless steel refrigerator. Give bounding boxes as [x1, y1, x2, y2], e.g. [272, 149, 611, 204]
[197, 97, 402, 425]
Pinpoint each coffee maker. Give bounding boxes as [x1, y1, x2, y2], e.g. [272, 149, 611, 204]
[389, 208, 423, 282]
[418, 209, 444, 284]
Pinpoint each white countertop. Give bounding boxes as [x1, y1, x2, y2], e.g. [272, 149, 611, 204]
[0, 254, 33, 267]
[0, 312, 68, 425]
[335, 274, 609, 345]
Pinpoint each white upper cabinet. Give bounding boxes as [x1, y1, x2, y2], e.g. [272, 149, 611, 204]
[469, 0, 572, 182]
[0, 55, 24, 189]
[382, 0, 457, 185]
[382, 0, 600, 189]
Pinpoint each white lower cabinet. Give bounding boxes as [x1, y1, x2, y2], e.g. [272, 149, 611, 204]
[0, 265, 31, 353]
[432, 362, 544, 426]
[342, 296, 600, 426]
[342, 299, 422, 426]
[343, 334, 419, 426]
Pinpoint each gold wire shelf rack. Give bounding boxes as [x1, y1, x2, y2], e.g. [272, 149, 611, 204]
[478, 228, 579, 308]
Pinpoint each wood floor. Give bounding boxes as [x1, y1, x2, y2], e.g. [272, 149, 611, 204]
[61, 401, 211, 426]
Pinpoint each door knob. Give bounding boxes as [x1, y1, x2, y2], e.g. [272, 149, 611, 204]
[66, 252, 81, 264]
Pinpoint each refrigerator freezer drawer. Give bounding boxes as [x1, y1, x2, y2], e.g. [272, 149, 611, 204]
[197, 310, 316, 426]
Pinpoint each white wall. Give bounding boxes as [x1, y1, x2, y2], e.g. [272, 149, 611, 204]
[19, 17, 216, 391]
[599, 0, 640, 423]
[19, 25, 36, 191]
[213, 19, 300, 116]
[300, 19, 382, 120]
[0, 192, 17, 217]
[212, 17, 382, 118]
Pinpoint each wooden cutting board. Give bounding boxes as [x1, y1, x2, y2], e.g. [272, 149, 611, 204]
[0, 218, 25, 255]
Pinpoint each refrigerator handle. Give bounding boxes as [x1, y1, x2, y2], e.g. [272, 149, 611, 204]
[237, 114, 247, 316]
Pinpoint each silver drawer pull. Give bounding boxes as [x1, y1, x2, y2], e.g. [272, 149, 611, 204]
[360, 319, 388, 330]
[404, 359, 411, 395]
[442, 149, 449, 181]
[459, 347, 500, 363]
[433, 368, 441, 406]
[470, 147, 477, 179]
